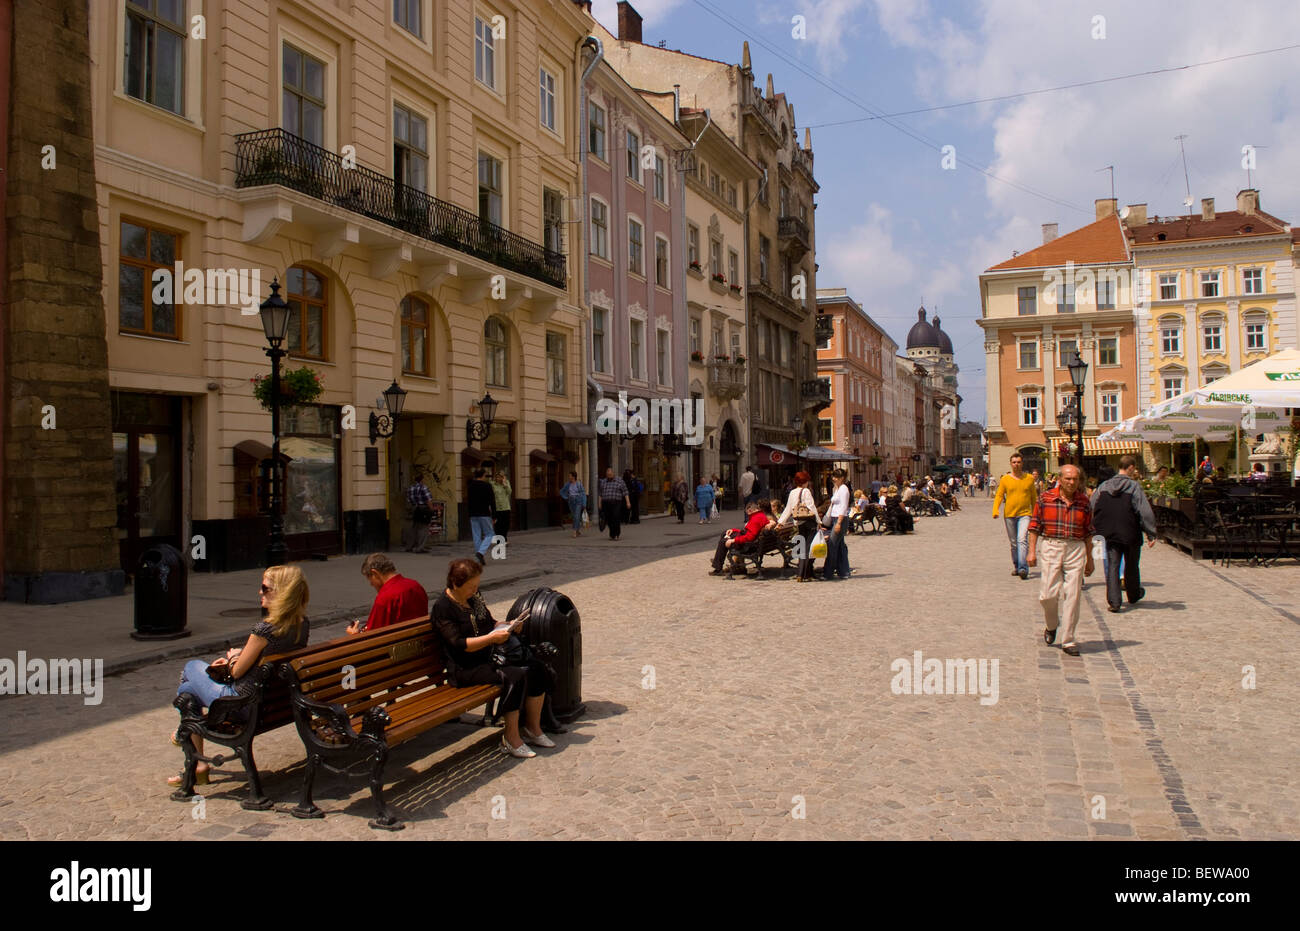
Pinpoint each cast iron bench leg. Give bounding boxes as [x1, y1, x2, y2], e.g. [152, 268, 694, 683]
[235, 743, 273, 811]
[292, 753, 325, 819]
[366, 746, 402, 831]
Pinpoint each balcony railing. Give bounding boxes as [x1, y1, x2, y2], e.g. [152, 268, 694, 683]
[801, 378, 832, 410]
[234, 128, 566, 289]
[814, 313, 834, 344]
[778, 215, 811, 260]
[747, 279, 798, 315]
[708, 360, 747, 401]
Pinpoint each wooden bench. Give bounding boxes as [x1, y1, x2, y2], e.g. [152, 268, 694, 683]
[726, 523, 798, 578]
[170, 634, 325, 809]
[282, 615, 500, 830]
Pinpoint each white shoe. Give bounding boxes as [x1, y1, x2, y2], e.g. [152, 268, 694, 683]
[521, 728, 556, 748]
[501, 736, 536, 758]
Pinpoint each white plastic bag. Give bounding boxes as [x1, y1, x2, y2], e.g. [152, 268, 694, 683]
[581, 508, 590, 527]
[711, 500, 719, 520]
[810, 529, 827, 559]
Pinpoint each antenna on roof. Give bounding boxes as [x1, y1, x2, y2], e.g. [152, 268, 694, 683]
[1096, 164, 1115, 203]
[1175, 134, 1192, 213]
[658, 39, 667, 48]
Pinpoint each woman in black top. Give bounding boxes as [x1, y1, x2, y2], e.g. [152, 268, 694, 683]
[430, 558, 555, 759]
[167, 564, 310, 785]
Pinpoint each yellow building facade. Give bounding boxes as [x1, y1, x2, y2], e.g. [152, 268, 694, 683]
[90, 0, 593, 570]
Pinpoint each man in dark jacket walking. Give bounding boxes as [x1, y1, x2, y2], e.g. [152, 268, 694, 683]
[1090, 456, 1157, 613]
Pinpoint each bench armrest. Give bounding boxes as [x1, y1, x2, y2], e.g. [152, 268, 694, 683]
[284, 677, 358, 750]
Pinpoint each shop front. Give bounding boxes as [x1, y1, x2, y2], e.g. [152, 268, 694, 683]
[112, 391, 183, 575]
[388, 414, 451, 548]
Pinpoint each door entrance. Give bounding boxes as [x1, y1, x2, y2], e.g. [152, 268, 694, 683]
[719, 421, 740, 510]
[112, 393, 182, 574]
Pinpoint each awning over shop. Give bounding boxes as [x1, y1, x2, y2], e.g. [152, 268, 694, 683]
[757, 443, 861, 466]
[528, 448, 555, 462]
[233, 439, 290, 462]
[460, 446, 492, 462]
[1082, 438, 1141, 456]
[546, 420, 596, 440]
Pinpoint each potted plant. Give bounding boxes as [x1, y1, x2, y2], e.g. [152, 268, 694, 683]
[729, 283, 742, 294]
[788, 438, 809, 454]
[251, 366, 324, 411]
[688, 260, 702, 272]
[690, 350, 704, 363]
[711, 272, 726, 284]
[733, 354, 746, 364]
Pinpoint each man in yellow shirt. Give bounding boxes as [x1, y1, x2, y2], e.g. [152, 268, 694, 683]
[993, 452, 1038, 580]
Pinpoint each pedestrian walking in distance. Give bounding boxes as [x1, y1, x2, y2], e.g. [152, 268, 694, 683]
[671, 474, 689, 523]
[598, 467, 630, 541]
[490, 469, 512, 541]
[992, 452, 1037, 579]
[405, 471, 433, 552]
[1027, 464, 1095, 656]
[466, 468, 496, 565]
[694, 476, 716, 524]
[822, 467, 852, 580]
[739, 465, 757, 505]
[560, 471, 585, 537]
[1091, 455, 1157, 613]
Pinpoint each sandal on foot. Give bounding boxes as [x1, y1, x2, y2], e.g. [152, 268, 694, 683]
[167, 769, 209, 787]
[1043, 628, 1056, 645]
[1061, 643, 1080, 656]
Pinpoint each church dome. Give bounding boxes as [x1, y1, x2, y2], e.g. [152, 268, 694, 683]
[932, 316, 954, 355]
[906, 307, 939, 350]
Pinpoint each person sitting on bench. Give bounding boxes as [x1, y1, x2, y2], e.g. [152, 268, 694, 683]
[346, 553, 429, 634]
[431, 558, 556, 759]
[168, 565, 310, 787]
[709, 500, 775, 575]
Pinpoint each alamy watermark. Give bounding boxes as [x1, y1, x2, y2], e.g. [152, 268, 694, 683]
[594, 391, 705, 446]
[151, 262, 263, 316]
[0, 652, 104, 705]
[890, 650, 999, 706]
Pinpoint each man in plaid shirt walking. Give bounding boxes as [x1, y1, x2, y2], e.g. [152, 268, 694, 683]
[1027, 464, 1095, 656]
[598, 467, 631, 541]
[405, 472, 433, 553]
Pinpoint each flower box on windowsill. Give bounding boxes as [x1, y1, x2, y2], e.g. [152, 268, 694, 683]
[688, 262, 704, 279]
[709, 275, 728, 295]
[690, 351, 705, 364]
[729, 284, 743, 296]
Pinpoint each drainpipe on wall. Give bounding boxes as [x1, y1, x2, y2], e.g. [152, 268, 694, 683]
[679, 103, 710, 488]
[580, 35, 604, 500]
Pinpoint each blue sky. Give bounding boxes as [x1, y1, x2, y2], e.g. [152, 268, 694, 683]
[590, 0, 1300, 423]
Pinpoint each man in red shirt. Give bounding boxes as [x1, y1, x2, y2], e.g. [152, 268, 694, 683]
[346, 553, 430, 634]
[1027, 464, 1095, 656]
[709, 501, 775, 575]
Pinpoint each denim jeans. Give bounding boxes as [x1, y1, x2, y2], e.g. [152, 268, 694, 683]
[1004, 515, 1030, 572]
[471, 515, 495, 555]
[176, 659, 237, 708]
[823, 524, 850, 579]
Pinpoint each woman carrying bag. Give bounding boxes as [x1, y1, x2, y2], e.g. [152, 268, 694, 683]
[777, 470, 820, 583]
[560, 471, 585, 537]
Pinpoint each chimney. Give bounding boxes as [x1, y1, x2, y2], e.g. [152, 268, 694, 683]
[1042, 223, 1058, 245]
[1095, 198, 1117, 220]
[1201, 197, 1215, 221]
[1125, 204, 1147, 227]
[1237, 188, 1259, 216]
[616, 1, 643, 43]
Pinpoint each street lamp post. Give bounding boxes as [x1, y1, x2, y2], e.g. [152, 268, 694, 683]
[872, 438, 881, 480]
[1068, 350, 1089, 467]
[465, 392, 499, 446]
[369, 380, 408, 445]
[259, 278, 293, 567]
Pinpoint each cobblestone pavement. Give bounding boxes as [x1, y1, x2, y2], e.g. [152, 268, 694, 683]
[1, 506, 1297, 840]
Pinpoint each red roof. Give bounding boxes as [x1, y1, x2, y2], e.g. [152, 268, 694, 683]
[986, 214, 1129, 271]
[1126, 209, 1288, 245]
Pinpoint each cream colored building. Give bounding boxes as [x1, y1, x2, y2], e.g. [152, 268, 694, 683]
[91, 0, 593, 570]
[1128, 190, 1296, 470]
[676, 108, 760, 493]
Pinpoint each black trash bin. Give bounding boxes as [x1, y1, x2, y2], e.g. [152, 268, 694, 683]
[132, 543, 191, 641]
[507, 587, 583, 722]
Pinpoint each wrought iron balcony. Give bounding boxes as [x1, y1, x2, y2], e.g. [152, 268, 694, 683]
[778, 215, 810, 260]
[234, 128, 565, 289]
[747, 279, 798, 315]
[814, 313, 834, 345]
[801, 378, 832, 410]
[708, 360, 747, 402]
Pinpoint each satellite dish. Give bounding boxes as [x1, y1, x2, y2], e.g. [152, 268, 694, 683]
[1119, 206, 1130, 220]
[1183, 196, 1194, 208]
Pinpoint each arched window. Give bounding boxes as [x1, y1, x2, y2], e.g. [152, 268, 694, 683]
[485, 317, 509, 387]
[401, 296, 430, 375]
[286, 266, 327, 360]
